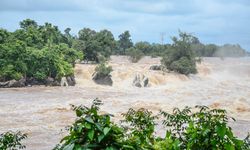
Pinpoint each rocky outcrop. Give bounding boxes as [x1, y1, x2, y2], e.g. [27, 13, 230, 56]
[149, 65, 162, 71]
[0, 75, 76, 88]
[66, 76, 76, 86]
[92, 72, 113, 86]
[133, 73, 149, 87]
[0, 78, 26, 88]
[60, 77, 68, 86]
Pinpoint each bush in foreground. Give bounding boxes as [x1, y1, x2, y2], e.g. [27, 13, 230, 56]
[0, 131, 27, 150]
[55, 99, 250, 150]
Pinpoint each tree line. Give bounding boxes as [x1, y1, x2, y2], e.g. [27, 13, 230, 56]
[0, 19, 248, 84]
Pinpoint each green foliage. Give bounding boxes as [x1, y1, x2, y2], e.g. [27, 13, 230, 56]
[0, 28, 10, 44]
[121, 108, 157, 149]
[126, 47, 144, 63]
[55, 99, 125, 150]
[161, 31, 197, 75]
[169, 56, 197, 75]
[160, 106, 248, 150]
[78, 28, 116, 62]
[57, 99, 250, 150]
[95, 63, 113, 77]
[0, 131, 27, 150]
[0, 19, 82, 83]
[116, 31, 133, 55]
[0, 40, 28, 81]
[134, 41, 152, 54]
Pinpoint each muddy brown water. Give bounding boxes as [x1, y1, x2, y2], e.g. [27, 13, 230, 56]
[0, 56, 250, 150]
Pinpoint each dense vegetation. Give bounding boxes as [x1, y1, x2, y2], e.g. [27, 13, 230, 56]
[1, 99, 250, 149]
[161, 32, 197, 75]
[0, 131, 27, 150]
[0, 19, 248, 85]
[52, 99, 250, 150]
[0, 19, 82, 85]
[126, 47, 144, 63]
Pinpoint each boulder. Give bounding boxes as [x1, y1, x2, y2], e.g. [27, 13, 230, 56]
[66, 76, 76, 86]
[149, 65, 162, 71]
[0, 78, 26, 88]
[45, 77, 54, 86]
[92, 72, 113, 86]
[12, 78, 26, 87]
[133, 73, 149, 87]
[60, 77, 68, 86]
[0, 80, 9, 87]
[26, 77, 43, 86]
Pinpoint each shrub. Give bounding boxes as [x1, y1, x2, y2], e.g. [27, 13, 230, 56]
[94, 63, 113, 78]
[169, 56, 197, 75]
[56, 99, 250, 150]
[160, 106, 248, 150]
[161, 31, 197, 75]
[54, 99, 125, 150]
[126, 47, 144, 63]
[0, 131, 27, 150]
[121, 108, 157, 149]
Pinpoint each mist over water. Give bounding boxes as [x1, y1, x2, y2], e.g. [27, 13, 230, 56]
[0, 56, 250, 150]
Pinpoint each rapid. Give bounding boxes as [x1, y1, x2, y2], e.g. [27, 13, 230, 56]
[0, 56, 250, 149]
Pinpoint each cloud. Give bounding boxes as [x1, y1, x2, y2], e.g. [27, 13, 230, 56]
[0, 0, 249, 51]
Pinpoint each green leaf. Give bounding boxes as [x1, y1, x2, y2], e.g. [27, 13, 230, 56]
[76, 109, 83, 117]
[224, 143, 235, 150]
[216, 124, 226, 138]
[85, 117, 94, 124]
[88, 130, 94, 141]
[105, 147, 114, 150]
[98, 134, 105, 142]
[62, 143, 74, 150]
[85, 123, 91, 129]
[103, 127, 111, 135]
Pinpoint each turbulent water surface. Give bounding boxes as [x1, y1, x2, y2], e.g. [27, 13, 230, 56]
[0, 56, 250, 150]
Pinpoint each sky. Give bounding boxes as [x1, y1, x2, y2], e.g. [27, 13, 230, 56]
[0, 0, 250, 51]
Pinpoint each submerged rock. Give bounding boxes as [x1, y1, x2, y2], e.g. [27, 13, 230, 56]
[92, 72, 113, 86]
[133, 73, 149, 87]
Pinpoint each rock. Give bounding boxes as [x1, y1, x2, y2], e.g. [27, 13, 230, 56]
[0, 78, 26, 88]
[45, 77, 54, 86]
[149, 65, 162, 71]
[143, 77, 149, 87]
[0, 80, 10, 87]
[60, 77, 68, 86]
[133, 73, 149, 87]
[12, 78, 26, 87]
[66, 76, 76, 86]
[92, 72, 113, 86]
[26, 77, 43, 86]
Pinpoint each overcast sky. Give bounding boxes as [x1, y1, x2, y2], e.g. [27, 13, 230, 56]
[0, 0, 249, 51]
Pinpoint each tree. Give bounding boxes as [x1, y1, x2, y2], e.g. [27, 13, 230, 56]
[0, 29, 10, 44]
[78, 28, 115, 62]
[161, 31, 197, 75]
[126, 47, 144, 63]
[39, 22, 62, 45]
[135, 41, 152, 55]
[0, 19, 82, 85]
[117, 31, 133, 55]
[19, 19, 38, 29]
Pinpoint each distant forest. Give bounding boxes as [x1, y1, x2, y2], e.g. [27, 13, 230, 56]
[0, 19, 248, 84]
